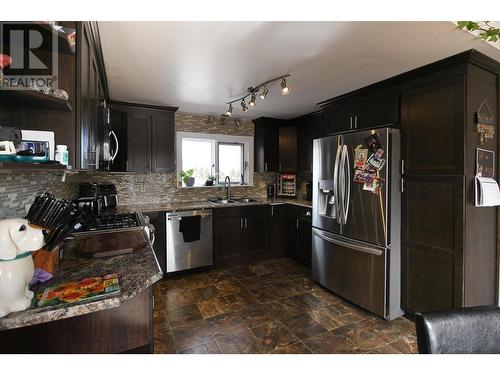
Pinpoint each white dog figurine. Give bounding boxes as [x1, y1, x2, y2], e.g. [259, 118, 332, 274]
[0, 218, 45, 318]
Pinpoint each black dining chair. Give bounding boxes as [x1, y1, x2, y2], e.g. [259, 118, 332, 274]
[415, 306, 500, 354]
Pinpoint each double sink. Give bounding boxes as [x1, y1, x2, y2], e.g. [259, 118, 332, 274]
[209, 197, 262, 205]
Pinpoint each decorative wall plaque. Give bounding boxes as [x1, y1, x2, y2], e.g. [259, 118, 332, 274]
[475, 99, 495, 145]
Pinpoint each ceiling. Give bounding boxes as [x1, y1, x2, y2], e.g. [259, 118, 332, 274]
[99, 21, 500, 119]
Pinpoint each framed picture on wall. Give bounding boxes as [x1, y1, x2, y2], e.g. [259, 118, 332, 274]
[476, 148, 495, 178]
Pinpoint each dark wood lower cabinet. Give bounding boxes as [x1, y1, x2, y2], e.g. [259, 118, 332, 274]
[270, 205, 286, 255]
[146, 211, 166, 275]
[0, 289, 154, 354]
[285, 205, 312, 267]
[213, 205, 282, 265]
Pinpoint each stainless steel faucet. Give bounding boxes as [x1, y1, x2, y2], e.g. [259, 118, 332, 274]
[224, 176, 231, 201]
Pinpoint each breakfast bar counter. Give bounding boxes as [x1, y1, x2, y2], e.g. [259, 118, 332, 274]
[0, 244, 162, 353]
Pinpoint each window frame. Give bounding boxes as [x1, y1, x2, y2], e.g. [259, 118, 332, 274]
[176, 131, 254, 188]
[216, 142, 245, 185]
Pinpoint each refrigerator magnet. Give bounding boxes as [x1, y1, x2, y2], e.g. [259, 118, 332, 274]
[353, 169, 365, 183]
[364, 133, 382, 150]
[354, 145, 368, 162]
[367, 154, 386, 170]
[374, 148, 384, 159]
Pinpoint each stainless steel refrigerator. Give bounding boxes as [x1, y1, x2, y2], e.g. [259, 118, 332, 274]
[312, 127, 404, 320]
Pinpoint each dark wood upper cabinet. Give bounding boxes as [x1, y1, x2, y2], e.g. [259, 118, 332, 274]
[77, 21, 108, 170]
[108, 102, 177, 173]
[358, 89, 400, 128]
[322, 98, 359, 135]
[253, 117, 281, 172]
[401, 75, 465, 176]
[296, 112, 323, 173]
[151, 113, 175, 172]
[321, 88, 399, 135]
[278, 126, 297, 172]
[126, 109, 151, 172]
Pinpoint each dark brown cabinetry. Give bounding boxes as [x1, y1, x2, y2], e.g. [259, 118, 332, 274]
[108, 102, 177, 173]
[321, 88, 399, 135]
[278, 126, 297, 172]
[146, 211, 166, 275]
[295, 112, 323, 173]
[285, 205, 312, 267]
[400, 58, 498, 314]
[213, 206, 272, 264]
[253, 117, 283, 172]
[77, 22, 108, 170]
[270, 204, 286, 255]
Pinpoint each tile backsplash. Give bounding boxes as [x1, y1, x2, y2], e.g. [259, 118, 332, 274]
[0, 111, 277, 218]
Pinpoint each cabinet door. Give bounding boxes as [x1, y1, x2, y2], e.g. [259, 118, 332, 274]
[126, 110, 151, 172]
[297, 114, 322, 172]
[278, 126, 297, 172]
[151, 113, 175, 172]
[146, 211, 166, 275]
[323, 99, 358, 135]
[401, 176, 464, 313]
[401, 75, 465, 175]
[213, 215, 244, 264]
[358, 89, 400, 129]
[244, 211, 270, 256]
[296, 216, 312, 267]
[78, 24, 91, 170]
[285, 205, 299, 261]
[253, 117, 279, 172]
[270, 205, 285, 256]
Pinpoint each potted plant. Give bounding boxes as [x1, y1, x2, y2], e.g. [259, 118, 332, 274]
[180, 169, 195, 187]
[205, 164, 218, 186]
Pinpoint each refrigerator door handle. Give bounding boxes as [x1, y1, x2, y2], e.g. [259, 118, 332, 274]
[338, 144, 346, 225]
[333, 139, 342, 224]
[313, 228, 383, 256]
[342, 145, 351, 224]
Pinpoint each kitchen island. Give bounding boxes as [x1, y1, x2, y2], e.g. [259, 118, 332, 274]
[0, 243, 162, 353]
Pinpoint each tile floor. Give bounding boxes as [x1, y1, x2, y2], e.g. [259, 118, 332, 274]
[153, 257, 417, 354]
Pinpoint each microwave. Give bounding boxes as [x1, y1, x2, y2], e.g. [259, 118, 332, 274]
[277, 173, 297, 197]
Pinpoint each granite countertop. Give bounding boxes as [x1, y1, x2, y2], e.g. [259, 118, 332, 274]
[0, 244, 163, 331]
[114, 197, 312, 214]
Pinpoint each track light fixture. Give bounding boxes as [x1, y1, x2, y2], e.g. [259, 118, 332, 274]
[259, 86, 269, 99]
[280, 78, 290, 95]
[241, 98, 249, 112]
[249, 93, 256, 107]
[224, 74, 291, 114]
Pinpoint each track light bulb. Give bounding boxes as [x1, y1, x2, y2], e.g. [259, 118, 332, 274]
[226, 103, 233, 116]
[259, 87, 269, 99]
[249, 93, 256, 107]
[281, 78, 290, 95]
[241, 98, 249, 112]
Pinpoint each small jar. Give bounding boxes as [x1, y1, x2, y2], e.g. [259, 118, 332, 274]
[55, 145, 69, 166]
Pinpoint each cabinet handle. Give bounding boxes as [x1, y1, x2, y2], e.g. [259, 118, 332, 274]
[401, 159, 405, 175]
[240, 218, 243, 229]
[271, 206, 274, 216]
[350, 116, 353, 129]
[400, 177, 405, 193]
[354, 115, 358, 129]
[296, 218, 299, 229]
[245, 218, 248, 229]
[279, 163, 282, 172]
[264, 162, 268, 172]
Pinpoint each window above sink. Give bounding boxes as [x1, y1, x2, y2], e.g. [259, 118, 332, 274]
[176, 131, 254, 188]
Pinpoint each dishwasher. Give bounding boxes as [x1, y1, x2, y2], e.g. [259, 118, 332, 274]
[166, 209, 213, 273]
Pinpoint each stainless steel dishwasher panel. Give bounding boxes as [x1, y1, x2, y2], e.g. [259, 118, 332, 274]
[166, 210, 213, 273]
